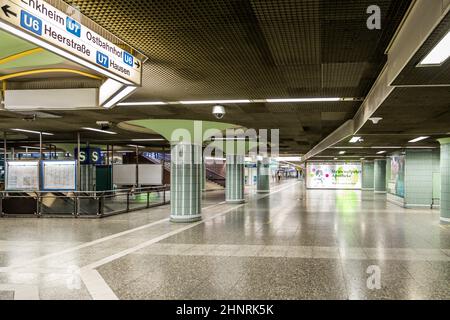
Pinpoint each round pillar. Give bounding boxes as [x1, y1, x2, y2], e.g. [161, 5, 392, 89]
[257, 157, 270, 194]
[226, 154, 245, 204]
[374, 159, 387, 193]
[170, 143, 202, 223]
[438, 138, 450, 224]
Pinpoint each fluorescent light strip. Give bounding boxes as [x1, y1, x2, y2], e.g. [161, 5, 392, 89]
[12, 128, 53, 136]
[82, 127, 117, 135]
[205, 157, 226, 161]
[339, 151, 346, 155]
[420, 31, 450, 66]
[377, 151, 387, 154]
[349, 137, 361, 143]
[0, 21, 133, 85]
[127, 144, 145, 148]
[277, 157, 302, 162]
[266, 98, 341, 103]
[118, 102, 167, 106]
[117, 97, 357, 106]
[371, 146, 402, 149]
[20, 146, 45, 150]
[409, 136, 430, 143]
[180, 100, 251, 105]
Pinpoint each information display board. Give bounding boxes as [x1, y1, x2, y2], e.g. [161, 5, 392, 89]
[138, 164, 163, 185]
[113, 164, 136, 186]
[6, 161, 40, 191]
[306, 162, 362, 190]
[41, 161, 76, 191]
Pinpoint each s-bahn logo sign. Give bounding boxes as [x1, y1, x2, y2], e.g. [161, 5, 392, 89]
[0, 0, 142, 85]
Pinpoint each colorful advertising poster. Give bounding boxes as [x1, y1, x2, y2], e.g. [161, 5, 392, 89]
[388, 155, 405, 198]
[306, 162, 362, 189]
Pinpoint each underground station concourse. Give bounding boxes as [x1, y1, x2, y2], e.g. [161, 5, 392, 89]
[0, 0, 449, 303]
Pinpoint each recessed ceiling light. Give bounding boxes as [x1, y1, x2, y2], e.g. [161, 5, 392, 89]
[180, 100, 251, 105]
[266, 98, 341, 103]
[11, 128, 54, 136]
[409, 136, 430, 143]
[349, 137, 361, 143]
[118, 102, 167, 106]
[377, 151, 387, 154]
[82, 127, 117, 135]
[339, 151, 346, 155]
[419, 31, 450, 66]
[334, 157, 339, 160]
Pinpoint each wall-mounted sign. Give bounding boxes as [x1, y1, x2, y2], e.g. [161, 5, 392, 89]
[41, 160, 76, 191]
[5, 160, 40, 191]
[74, 147, 102, 165]
[0, 0, 142, 85]
[306, 162, 362, 190]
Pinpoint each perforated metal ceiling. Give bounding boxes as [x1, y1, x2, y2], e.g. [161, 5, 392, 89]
[0, 0, 413, 154]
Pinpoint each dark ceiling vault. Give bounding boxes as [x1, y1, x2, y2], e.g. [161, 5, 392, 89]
[1, 0, 414, 154]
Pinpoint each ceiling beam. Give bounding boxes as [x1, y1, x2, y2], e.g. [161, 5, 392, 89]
[302, 0, 450, 162]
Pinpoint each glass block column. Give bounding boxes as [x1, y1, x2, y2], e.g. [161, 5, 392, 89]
[170, 143, 202, 223]
[362, 161, 375, 191]
[201, 157, 206, 192]
[257, 157, 270, 194]
[374, 159, 387, 193]
[226, 154, 245, 204]
[439, 138, 450, 224]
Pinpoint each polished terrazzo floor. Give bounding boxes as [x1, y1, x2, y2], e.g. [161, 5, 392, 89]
[0, 180, 449, 300]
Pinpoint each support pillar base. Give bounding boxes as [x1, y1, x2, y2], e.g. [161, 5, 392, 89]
[226, 199, 245, 204]
[170, 214, 202, 223]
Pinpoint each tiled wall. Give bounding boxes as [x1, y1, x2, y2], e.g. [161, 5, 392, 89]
[441, 143, 450, 220]
[374, 159, 386, 192]
[362, 161, 374, 190]
[405, 150, 433, 207]
[432, 149, 441, 205]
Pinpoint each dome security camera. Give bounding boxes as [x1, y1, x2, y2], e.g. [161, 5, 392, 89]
[369, 117, 383, 125]
[212, 105, 226, 120]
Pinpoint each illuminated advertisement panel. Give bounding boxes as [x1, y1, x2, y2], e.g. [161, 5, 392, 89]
[306, 162, 362, 189]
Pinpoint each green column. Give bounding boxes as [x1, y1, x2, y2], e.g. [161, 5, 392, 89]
[257, 157, 270, 194]
[374, 159, 387, 193]
[226, 154, 245, 204]
[170, 143, 202, 223]
[201, 157, 206, 192]
[361, 161, 375, 191]
[438, 138, 450, 224]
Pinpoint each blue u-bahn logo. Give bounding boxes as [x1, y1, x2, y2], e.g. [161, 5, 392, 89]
[20, 11, 42, 36]
[123, 51, 134, 67]
[96, 51, 109, 68]
[66, 17, 81, 37]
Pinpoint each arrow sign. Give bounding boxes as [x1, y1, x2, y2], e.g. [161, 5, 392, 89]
[135, 60, 140, 68]
[1, 4, 16, 18]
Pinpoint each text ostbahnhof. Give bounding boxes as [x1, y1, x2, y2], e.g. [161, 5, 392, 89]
[21, 0, 124, 59]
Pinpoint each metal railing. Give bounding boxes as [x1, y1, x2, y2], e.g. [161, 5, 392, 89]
[0, 186, 170, 218]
